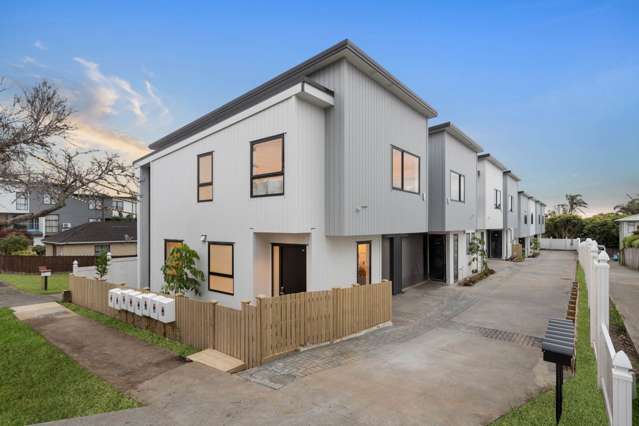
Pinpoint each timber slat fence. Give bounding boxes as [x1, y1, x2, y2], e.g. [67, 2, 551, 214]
[69, 275, 392, 369]
[0, 255, 96, 273]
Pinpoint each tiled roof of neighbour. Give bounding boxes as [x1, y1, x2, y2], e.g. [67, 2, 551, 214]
[43, 221, 136, 244]
[137, 39, 438, 161]
[428, 122, 483, 153]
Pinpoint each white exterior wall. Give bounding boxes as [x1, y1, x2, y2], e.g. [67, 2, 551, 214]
[527, 197, 536, 237]
[0, 188, 28, 214]
[517, 192, 529, 238]
[477, 159, 504, 231]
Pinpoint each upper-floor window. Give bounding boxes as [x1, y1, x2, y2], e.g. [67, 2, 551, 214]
[494, 189, 502, 209]
[45, 214, 59, 233]
[508, 195, 513, 212]
[113, 199, 124, 211]
[392, 146, 420, 194]
[524, 214, 527, 224]
[450, 171, 465, 202]
[197, 152, 214, 202]
[43, 193, 56, 205]
[530, 213, 534, 224]
[16, 192, 28, 210]
[251, 135, 284, 197]
[88, 199, 103, 210]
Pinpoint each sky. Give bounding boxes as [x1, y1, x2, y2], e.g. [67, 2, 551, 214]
[1, 0, 638, 215]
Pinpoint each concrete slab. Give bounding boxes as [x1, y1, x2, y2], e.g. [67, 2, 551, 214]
[609, 261, 639, 354]
[12, 302, 72, 321]
[187, 349, 245, 373]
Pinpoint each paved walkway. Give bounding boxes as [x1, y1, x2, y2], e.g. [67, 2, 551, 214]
[0, 281, 59, 308]
[44, 250, 575, 426]
[609, 261, 639, 354]
[12, 301, 185, 393]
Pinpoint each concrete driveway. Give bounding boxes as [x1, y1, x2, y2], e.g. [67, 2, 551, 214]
[609, 261, 639, 354]
[46, 251, 575, 426]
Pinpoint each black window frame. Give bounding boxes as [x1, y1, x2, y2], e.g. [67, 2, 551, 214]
[356, 241, 372, 285]
[450, 170, 465, 202]
[494, 189, 502, 210]
[250, 134, 285, 198]
[208, 241, 235, 295]
[391, 146, 420, 194]
[197, 151, 214, 202]
[524, 214, 527, 224]
[164, 239, 183, 263]
[508, 195, 513, 212]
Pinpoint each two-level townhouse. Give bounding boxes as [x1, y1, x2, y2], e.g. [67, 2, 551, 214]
[427, 122, 482, 284]
[517, 191, 537, 255]
[502, 170, 520, 259]
[135, 40, 438, 308]
[539, 202, 546, 235]
[477, 153, 507, 259]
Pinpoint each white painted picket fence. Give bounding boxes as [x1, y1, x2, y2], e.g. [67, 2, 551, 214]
[540, 238, 580, 251]
[578, 238, 635, 425]
[73, 254, 139, 289]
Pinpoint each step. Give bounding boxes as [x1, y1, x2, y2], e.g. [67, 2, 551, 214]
[187, 349, 246, 373]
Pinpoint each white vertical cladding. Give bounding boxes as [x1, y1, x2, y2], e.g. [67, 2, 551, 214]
[428, 131, 446, 231]
[137, 165, 150, 288]
[148, 96, 327, 308]
[502, 174, 519, 255]
[477, 159, 504, 230]
[527, 196, 536, 237]
[445, 133, 478, 231]
[517, 192, 529, 238]
[312, 60, 429, 236]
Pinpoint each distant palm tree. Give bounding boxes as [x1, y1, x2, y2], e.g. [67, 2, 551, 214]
[565, 193, 588, 214]
[614, 194, 639, 215]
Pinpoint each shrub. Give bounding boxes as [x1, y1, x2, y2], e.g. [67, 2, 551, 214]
[0, 233, 30, 255]
[161, 243, 204, 296]
[95, 250, 109, 279]
[33, 245, 45, 256]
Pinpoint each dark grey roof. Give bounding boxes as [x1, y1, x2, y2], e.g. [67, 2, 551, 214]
[43, 221, 137, 245]
[141, 39, 438, 158]
[503, 170, 521, 181]
[478, 153, 508, 171]
[428, 122, 483, 153]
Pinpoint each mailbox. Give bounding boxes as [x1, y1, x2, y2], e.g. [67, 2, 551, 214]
[133, 293, 145, 316]
[108, 288, 122, 310]
[118, 289, 135, 311]
[124, 290, 141, 313]
[140, 293, 155, 316]
[149, 295, 162, 320]
[157, 296, 175, 323]
[542, 318, 575, 423]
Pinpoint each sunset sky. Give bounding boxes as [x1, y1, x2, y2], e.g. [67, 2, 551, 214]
[2, 1, 637, 215]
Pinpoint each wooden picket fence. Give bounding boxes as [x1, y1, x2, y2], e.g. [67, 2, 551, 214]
[69, 275, 392, 369]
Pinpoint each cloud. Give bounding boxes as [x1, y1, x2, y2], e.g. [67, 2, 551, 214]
[67, 118, 150, 161]
[74, 57, 148, 123]
[144, 80, 170, 117]
[34, 40, 46, 50]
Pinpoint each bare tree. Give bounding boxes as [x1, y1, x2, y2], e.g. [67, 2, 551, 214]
[0, 79, 136, 227]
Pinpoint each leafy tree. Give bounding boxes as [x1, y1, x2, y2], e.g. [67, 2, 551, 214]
[580, 213, 622, 249]
[545, 213, 584, 239]
[565, 193, 588, 214]
[532, 237, 540, 252]
[614, 194, 639, 215]
[161, 244, 204, 296]
[0, 233, 30, 255]
[95, 250, 109, 279]
[467, 234, 487, 273]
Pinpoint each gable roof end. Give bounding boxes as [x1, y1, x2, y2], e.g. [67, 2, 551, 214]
[428, 122, 483, 153]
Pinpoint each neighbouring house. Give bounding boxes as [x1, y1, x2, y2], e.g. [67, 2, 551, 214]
[502, 170, 520, 259]
[135, 39, 439, 308]
[518, 191, 535, 256]
[477, 153, 508, 259]
[616, 214, 639, 252]
[427, 122, 483, 284]
[43, 220, 137, 257]
[0, 185, 137, 244]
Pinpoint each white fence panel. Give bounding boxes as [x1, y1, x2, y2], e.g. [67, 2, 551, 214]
[72, 255, 139, 288]
[578, 239, 634, 426]
[540, 238, 580, 251]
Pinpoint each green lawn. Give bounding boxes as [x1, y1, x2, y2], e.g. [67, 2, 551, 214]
[0, 308, 138, 425]
[492, 264, 608, 425]
[62, 302, 197, 358]
[0, 272, 69, 295]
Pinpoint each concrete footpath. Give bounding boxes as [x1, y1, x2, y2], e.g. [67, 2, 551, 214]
[609, 261, 639, 354]
[44, 251, 575, 426]
[0, 281, 59, 308]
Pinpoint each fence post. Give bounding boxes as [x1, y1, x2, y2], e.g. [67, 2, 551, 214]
[612, 351, 634, 426]
[72, 260, 78, 275]
[256, 295, 266, 366]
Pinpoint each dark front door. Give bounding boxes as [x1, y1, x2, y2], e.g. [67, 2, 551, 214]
[279, 244, 306, 295]
[429, 234, 446, 281]
[489, 230, 502, 258]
